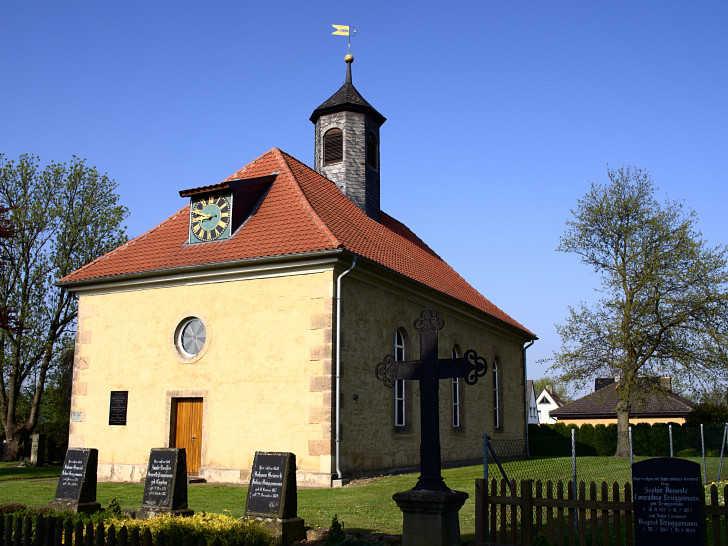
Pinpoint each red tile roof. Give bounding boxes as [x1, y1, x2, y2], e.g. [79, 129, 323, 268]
[59, 148, 534, 337]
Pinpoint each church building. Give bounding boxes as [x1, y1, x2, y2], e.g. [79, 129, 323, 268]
[59, 55, 536, 487]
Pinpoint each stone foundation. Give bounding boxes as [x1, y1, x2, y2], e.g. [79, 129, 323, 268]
[97, 463, 332, 487]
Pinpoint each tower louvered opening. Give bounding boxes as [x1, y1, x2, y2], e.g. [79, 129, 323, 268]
[324, 128, 343, 165]
[366, 132, 378, 170]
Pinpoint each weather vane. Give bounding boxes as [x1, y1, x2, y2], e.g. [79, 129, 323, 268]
[332, 24, 356, 55]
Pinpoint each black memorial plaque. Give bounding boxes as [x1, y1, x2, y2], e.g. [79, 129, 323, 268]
[55, 448, 98, 503]
[633, 457, 705, 546]
[109, 391, 128, 425]
[141, 448, 188, 510]
[245, 452, 297, 519]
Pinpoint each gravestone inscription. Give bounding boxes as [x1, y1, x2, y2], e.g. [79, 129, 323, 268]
[51, 448, 100, 513]
[633, 457, 705, 546]
[138, 448, 192, 517]
[108, 391, 128, 425]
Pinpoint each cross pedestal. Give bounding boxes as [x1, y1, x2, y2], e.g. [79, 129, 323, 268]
[375, 309, 488, 546]
[393, 489, 469, 546]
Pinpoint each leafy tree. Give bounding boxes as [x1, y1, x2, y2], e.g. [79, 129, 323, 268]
[553, 166, 728, 456]
[684, 402, 728, 426]
[0, 154, 128, 461]
[532, 376, 573, 404]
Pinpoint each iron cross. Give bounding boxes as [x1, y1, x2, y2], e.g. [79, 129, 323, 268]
[375, 309, 487, 491]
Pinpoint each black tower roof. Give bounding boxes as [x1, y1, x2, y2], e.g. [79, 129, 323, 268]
[309, 56, 386, 127]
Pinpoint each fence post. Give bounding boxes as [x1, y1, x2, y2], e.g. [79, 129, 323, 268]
[34, 515, 44, 546]
[522, 479, 534, 546]
[483, 433, 488, 480]
[482, 434, 489, 545]
[717, 423, 727, 483]
[13, 516, 22, 546]
[669, 424, 674, 457]
[629, 426, 634, 483]
[701, 424, 707, 484]
[475, 480, 487, 544]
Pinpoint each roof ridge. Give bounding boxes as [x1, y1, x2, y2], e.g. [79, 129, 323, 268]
[223, 148, 279, 182]
[57, 206, 188, 284]
[276, 149, 342, 249]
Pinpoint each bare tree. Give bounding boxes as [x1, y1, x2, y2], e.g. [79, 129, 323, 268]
[0, 154, 127, 460]
[553, 166, 728, 456]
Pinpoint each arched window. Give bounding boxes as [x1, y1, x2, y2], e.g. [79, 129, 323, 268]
[366, 132, 378, 170]
[451, 346, 462, 428]
[394, 328, 407, 428]
[323, 128, 343, 165]
[493, 357, 502, 430]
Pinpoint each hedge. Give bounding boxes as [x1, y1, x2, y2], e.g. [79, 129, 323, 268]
[528, 422, 727, 457]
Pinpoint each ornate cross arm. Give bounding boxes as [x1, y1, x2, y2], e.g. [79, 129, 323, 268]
[445, 350, 487, 385]
[375, 355, 417, 387]
[375, 349, 487, 387]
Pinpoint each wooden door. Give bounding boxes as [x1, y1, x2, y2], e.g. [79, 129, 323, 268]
[172, 398, 203, 475]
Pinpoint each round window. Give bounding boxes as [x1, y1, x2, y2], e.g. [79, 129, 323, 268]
[177, 318, 206, 357]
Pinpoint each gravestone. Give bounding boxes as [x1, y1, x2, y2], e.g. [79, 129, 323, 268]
[138, 448, 193, 518]
[30, 433, 46, 466]
[50, 448, 101, 513]
[245, 452, 305, 545]
[633, 457, 705, 546]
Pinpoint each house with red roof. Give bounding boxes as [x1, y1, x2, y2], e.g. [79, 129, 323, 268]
[59, 55, 536, 486]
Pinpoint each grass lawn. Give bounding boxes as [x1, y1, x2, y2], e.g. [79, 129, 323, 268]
[1, 462, 476, 538]
[2, 456, 726, 542]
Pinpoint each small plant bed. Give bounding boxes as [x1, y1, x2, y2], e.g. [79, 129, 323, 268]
[0, 502, 273, 546]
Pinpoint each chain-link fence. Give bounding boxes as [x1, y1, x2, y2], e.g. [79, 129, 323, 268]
[483, 424, 728, 495]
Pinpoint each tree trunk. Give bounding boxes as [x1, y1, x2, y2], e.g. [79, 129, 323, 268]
[615, 400, 631, 458]
[1, 427, 29, 461]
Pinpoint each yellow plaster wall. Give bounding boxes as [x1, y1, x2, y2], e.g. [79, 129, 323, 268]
[70, 270, 335, 484]
[337, 276, 527, 475]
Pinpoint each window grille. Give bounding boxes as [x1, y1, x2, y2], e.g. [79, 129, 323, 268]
[394, 328, 406, 427]
[452, 346, 461, 428]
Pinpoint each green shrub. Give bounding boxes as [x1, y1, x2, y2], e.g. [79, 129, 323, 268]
[650, 423, 670, 456]
[553, 423, 569, 438]
[106, 513, 271, 546]
[324, 514, 345, 546]
[107, 498, 122, 515]
[576, 424, 596, 456]
[592, 425, 610, 456]
[632, 423, 652, 456]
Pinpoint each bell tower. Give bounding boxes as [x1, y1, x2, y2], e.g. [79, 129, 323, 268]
[310, 54, 386, 221]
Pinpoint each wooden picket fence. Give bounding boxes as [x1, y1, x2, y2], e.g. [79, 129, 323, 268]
[0, 515, 224, 546]
[475, 478, 728, 546]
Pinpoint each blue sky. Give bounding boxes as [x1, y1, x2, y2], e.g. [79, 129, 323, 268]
[2, 1, 726, 387]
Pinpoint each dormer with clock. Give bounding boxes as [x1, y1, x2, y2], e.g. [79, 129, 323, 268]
[179, 174, 276, 245]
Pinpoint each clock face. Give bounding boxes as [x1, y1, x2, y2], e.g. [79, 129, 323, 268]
[190, 194, 231, 242]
